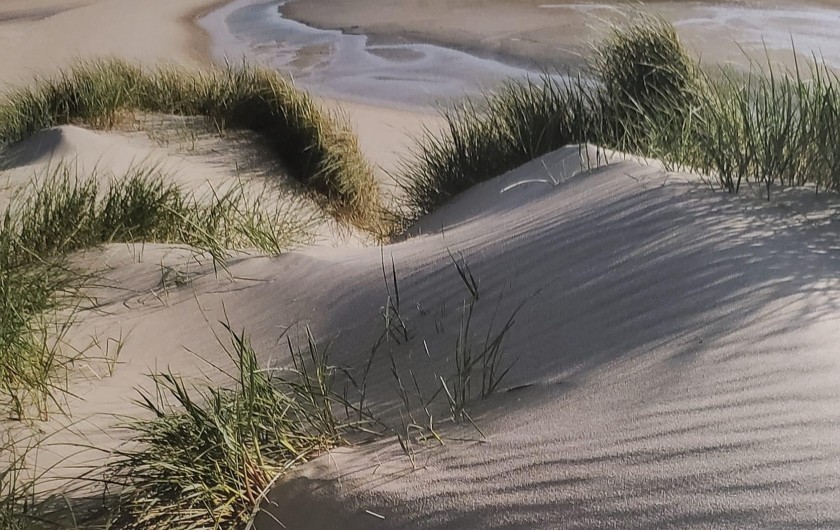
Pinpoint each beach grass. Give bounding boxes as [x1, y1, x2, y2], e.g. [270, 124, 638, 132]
[397, 18, 697, 217]
[0, 164, 309, 419]
[1, 251, 529, 528]
[399, 17, 840, 218]
[592, 18, 701, 154]
[686, 61, 840, 196]
[0, 429, 70, 530]
[1, 432, 29, 530]
[0, 60, 386, 233]
[7, 15, 840, 529]
[0, 261, 75, 420]
[108, 325, 373, 530]
[397, 76, 592, 217]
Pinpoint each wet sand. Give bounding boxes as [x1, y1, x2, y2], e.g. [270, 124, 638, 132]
[200, 0, 558, 108]
[201, 0, 840, 109]
[281, 0, 840, 71]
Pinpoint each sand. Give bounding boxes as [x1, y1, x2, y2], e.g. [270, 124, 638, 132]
[0, 0, 227, 89]
[26, 145, 840, 529]
[281, 0, 840, 71]
[255, 147, 840, 529]
[2, 1, 840, 530]
[0, 0, 440, 239]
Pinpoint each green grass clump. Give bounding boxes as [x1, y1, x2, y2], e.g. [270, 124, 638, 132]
[592, 17, 704, 160]
[398, 17, 699, 218]
[399, 77, 593, 216]
[0, 60, 384, 233]
[0, 166, 307, 418]
[400, 17, 840, 219]
[6, 168, 305, 261]
[0, 262, 71, 420]
[686, 62, 840, 196]
[109, 326, 369, 530]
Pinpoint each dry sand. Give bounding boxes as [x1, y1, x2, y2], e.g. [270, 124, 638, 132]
[28, 146, 840, 529]
[0, 0, 225, 89]
[2, 1, 840, 530]
[254, 147, 840, 529]
[0, 0, 440, 239]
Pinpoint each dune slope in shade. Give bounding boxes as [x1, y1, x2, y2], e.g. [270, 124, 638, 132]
[21, 146, 840, 528]
[244, 145, 840, 529]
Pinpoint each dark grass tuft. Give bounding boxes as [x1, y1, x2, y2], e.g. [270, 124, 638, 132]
[592, 17, 702, 153]
[0, 166, 307, 419]
[108, 326, 374, 530]
[399, 17, 840, 219]
[0, 60, 385, 233]
[398, 76, 593, 217]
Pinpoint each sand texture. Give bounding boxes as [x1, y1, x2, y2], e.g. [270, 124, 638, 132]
[281, 0, 840, 71]
[247, 146, 840, 529]
[15, 145, 840, 529]
[0, 0, 229, 89]
[1, 1, 840, 529]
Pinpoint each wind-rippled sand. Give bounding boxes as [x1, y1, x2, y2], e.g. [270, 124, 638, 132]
[3, 2, 840, 529]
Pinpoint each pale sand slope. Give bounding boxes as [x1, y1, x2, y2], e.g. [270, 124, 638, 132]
[0, 114, 430, 246]
[0, 121, 379, 249]
[3, 1, 840, 527]
[250, 146, 840, 529]
[33, 145, 840, 527]
[0, 124, 234, 195]
[0, 0, 224, 89]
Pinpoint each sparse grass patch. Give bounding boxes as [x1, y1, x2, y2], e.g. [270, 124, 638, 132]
[108, 325, 374, 530]
[436, 252, 521, 429]
[0, 429, 70, 530]
[0, 60, 385, 233]
[0, 165, 309, 418]
[4, 249, 529, 528]
[398, 76, 592, 217]
[1, 432, 31, 530]
[685, 61, 840, 196]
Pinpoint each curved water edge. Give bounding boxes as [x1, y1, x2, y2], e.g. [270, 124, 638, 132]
[669, 3, 840, 70]
[200, 0, 840, 111]
[198, 0, 559, 110]
[539, 2, 840, 70]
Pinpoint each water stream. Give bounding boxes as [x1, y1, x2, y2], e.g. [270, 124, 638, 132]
[201, 0, 840, 109]
[200, 0, 547, 109]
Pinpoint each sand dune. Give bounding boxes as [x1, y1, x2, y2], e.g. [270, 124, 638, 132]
[245, 146, 840, 529]
[0, 125, 229, 191]
[3, 1, 840, 529]
[23, 145, 839, 528]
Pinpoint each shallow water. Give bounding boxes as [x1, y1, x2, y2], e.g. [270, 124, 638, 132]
[669, 4, 840, 69]
[201, 0, 840, 109]
[537, 2, 840, 69]
[200, 0, 544, 109]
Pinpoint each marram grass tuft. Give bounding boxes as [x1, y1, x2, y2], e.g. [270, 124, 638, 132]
[0, 164, 309, 419]
[0, 60, 386, 234]
[399, 17, 840, 219]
